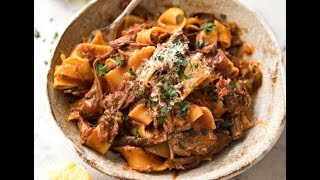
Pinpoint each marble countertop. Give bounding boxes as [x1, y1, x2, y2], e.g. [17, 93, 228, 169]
[34, 0, 286, 179]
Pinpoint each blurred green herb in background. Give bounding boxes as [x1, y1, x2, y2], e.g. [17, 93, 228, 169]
[34, 30, 40, 38]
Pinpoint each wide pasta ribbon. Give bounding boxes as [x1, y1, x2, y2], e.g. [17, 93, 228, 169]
[185, 17, 203, 31]
[53, 32, 112, 90]
[157, 7, 187, 34]
[136, 27, 169, 45]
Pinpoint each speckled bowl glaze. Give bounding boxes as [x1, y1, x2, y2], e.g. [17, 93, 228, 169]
[47, 0, 286, 179]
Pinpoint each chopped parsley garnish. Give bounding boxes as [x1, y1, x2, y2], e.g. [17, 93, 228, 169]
[160, 106, 172, 115]
[184, 12, 188, 18]
[138, 90, 145, 97]
[151, 96, 158, 102]
[180, 101, 189, 112]
[50, 32, 59, 44]
[158, 81, 177, 100]
[230, 81, 236, 88]
[220, 13, 227, 21]
[160, 106, 168, 114]
[157, 105, 172, 123]
[178, 70, 193, 79]
[114, 55, 119, 63]
[44, 61, 48, 65]
[135, 130, 141, 138]
[157, 55, 164, 61]
[189, 129, 196, 137]
[156, 116, 166, 124]
[173, 39, 180, 45]
[178, 101, 189, 117]
[129, 67, 136, 79]
[201, 129, 207, 136]
[97, 61, 107, 76]
[114, 55, 127, 67]
[119, 60, 127, 67]
[185, 74, 193, 79]
[198, 40, 205, 49]
[194, 64, 200, 71]
[34, 30, 40, 38]
[150, 100, 155, 108]
[53, 32, 58, 40]
[175, 52, 188, 66]
[199, 22, 216, 32]
[177, 70, 184, 77]
[167, 88, 176, 97]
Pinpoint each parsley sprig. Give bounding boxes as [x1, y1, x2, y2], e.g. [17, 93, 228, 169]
[230, 81, 237, 88]
[34, 30, 40, 38]
[158, 80, 177, 100]
[220, 13, 227, 21]
[175, 52, 188, 67]
[114, 55, 127, 67]
[198, 39, 205, 49]
[129, 67, 136, 79]
[97, 61, 108, 76]
[156, 116, 166, 124]
[178, 70, 192, 79]
[177, 101, 189, 117]
[189, 129, 196, 137]
[135, 130, 141, 138]
[199, 22, 216, 32]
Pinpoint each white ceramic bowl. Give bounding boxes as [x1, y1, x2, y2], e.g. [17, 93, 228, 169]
[47, 0, 286, 179]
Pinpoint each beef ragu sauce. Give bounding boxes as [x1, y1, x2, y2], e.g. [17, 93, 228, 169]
[53, 7, 262, 172]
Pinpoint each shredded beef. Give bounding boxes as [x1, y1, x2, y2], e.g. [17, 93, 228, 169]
[112, 136, 157, 147]
[230, 114, 244, 140]
[168, 131, 217, 156]
[165, 132, 232, 170]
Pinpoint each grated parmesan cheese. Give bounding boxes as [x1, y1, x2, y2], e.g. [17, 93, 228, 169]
[135, 30, 210, 117]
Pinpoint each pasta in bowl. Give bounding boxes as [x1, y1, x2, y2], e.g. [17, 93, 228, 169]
[47, 0, 285, 179]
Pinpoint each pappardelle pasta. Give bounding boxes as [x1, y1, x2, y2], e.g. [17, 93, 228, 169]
[53, 7, 262, 172]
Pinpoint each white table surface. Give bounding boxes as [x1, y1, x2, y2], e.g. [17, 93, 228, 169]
[34, 0, 286, 179]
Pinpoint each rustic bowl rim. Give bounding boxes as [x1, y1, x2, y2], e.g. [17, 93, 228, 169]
[46, 0, 286, 179]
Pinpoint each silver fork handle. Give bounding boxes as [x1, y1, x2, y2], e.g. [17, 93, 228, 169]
[109, 0, 143, 29]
